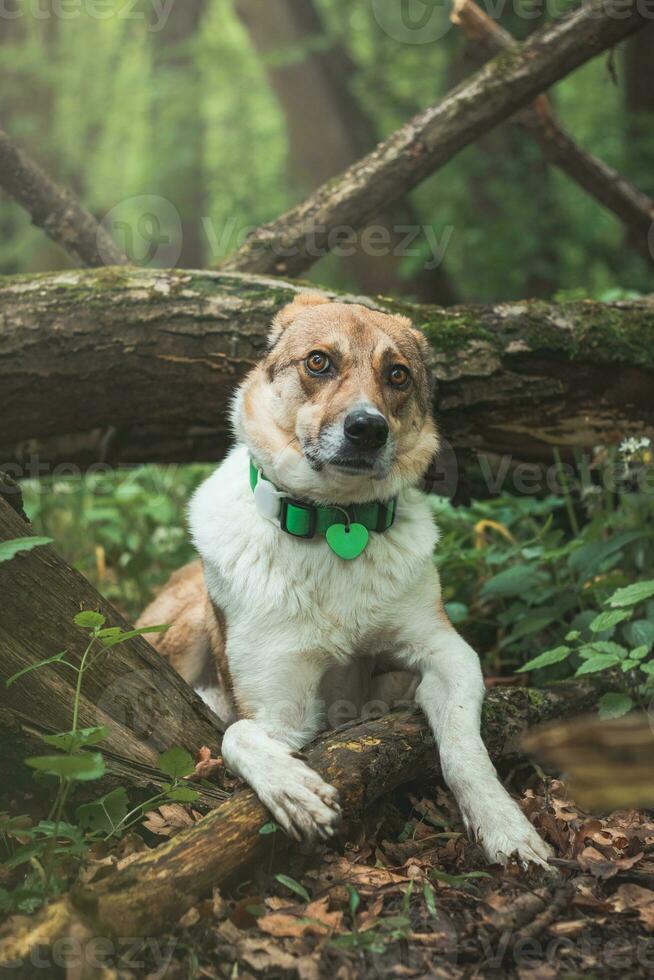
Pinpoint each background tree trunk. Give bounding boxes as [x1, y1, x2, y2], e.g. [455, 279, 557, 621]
[624, 22, 654, 178]
[235, 0, 457, 303]
[0, 268, 651, 474]
[149, 0, 207, 269]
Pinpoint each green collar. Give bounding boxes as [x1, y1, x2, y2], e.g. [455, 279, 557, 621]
[249, 458, 396, 560]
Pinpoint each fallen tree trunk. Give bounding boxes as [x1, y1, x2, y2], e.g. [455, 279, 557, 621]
[221, 0, 649, 277]
[0, 679, 602, 962]
[0, 268, 652, 473]
[0, 498, 222, 771]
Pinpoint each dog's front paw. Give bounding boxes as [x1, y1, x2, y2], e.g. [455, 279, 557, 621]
[259, 758, 342, 844]
[461, 792, 553, 869]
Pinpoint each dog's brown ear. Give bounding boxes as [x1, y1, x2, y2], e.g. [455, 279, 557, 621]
[395, 314, 432, 365]
[268, 292, 330, 348]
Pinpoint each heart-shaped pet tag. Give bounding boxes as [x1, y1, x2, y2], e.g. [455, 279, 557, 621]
[325, 522, 369, 560]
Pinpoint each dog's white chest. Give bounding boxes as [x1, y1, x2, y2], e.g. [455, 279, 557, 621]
[190, 445, 439, 662]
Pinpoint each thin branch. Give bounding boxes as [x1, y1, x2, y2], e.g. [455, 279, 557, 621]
[0, 127, 128, 268]
[451, 0, 654, 265]
[221, 0, 648, 278]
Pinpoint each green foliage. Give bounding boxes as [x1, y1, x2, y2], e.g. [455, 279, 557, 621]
[275, 874, 312, 904]
[517, 578, 654, 713]
[2, 610, 198, 913]
[22, 465, 211, 620]
[158, 747, 196, 780]
[259, 820, 281, 835]
[433, 445, 654, 713]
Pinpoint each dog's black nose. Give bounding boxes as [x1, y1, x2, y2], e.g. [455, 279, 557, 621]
[343, 409, 389, 450]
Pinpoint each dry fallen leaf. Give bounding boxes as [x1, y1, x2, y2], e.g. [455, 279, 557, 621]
[258, 896, 343, 939]
[547, 919, 587, 937]
[322, 856, 409, 892]
[611, 884, 654, 932]
[577, 846, 644, 879]
[142, 803, 199, 837]
[178, 906, 200, 928]
[239, 937, 299, 973]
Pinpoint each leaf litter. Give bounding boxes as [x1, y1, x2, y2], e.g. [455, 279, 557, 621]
[109, 774, 654, 978]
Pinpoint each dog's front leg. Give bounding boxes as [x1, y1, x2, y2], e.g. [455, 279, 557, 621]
[221, 648, 341, 843]
[401, 603, 552, 867]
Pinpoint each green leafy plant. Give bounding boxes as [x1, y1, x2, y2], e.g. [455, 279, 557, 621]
[518, 579, 654, 717]
[433, 444, 653, 686]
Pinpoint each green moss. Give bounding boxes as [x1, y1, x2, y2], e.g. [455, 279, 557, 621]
[571, 302, 654, 367]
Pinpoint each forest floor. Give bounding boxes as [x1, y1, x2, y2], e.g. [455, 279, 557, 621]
[70, 761, 654, 979]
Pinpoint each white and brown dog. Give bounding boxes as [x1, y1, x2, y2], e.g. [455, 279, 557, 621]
[138, 293, 551, 867]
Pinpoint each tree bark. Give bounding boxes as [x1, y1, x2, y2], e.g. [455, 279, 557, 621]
[0, 679, 603, 960]
[235, 0, 457, 304]
[0, 268, 652, 474]
[0, 128, 128, 269]
[221, 0, 649, 279]
[451, 0, 654, 266]
[0, 498, 221, 770]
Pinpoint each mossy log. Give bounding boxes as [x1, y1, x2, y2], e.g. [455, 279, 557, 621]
[0, 498, 222, 771]
[0, 268, 652, 473]
[0, 680, 601, 963]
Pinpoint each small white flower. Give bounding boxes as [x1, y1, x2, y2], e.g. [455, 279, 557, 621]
[619, 436, 650, 458]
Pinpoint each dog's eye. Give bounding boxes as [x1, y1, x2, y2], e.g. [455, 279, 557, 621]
[387, 364, 411, 389]
[306, 351, 331, 375]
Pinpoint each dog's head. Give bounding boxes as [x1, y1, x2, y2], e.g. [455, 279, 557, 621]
[232, 293, 438, 504]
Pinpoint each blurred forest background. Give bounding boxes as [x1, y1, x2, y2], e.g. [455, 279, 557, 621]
[2, 0, 653, 302]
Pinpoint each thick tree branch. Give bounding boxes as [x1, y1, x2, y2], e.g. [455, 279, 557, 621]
[0, 127, 128, 268]
[0, 268, 652, 474]
[221, 0, 648, 278]
[451, 0, 654, 265]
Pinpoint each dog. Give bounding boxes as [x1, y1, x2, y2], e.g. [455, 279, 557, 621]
[138, 292, 552, 866]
